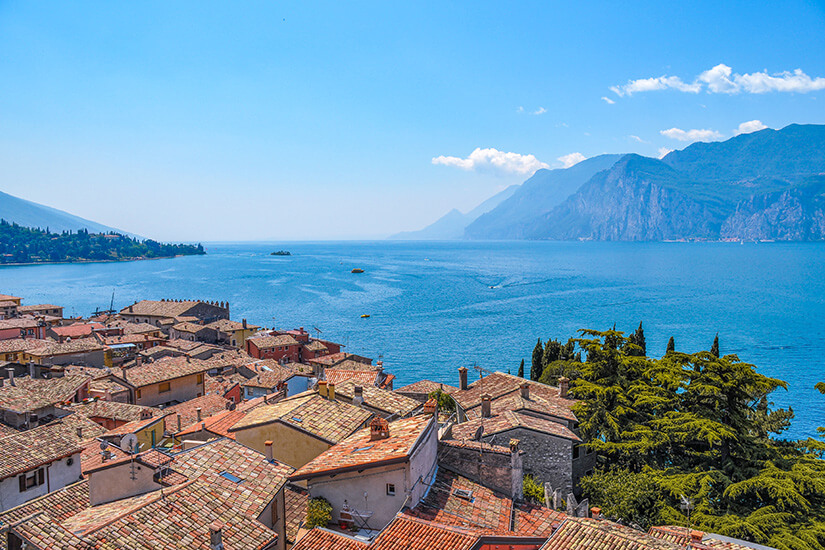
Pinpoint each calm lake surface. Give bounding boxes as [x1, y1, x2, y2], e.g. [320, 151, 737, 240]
[2, 241, 823, 439]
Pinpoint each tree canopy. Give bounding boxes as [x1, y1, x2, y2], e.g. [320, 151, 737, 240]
[534, 326, 825, 549]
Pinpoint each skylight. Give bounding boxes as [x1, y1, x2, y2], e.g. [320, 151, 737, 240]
[290, 417, 303, 423]
[219, 471, 243, 483]
[352, 445, 374, 453]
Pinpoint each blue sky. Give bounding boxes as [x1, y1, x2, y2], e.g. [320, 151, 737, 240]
[1, 1, 823, 240]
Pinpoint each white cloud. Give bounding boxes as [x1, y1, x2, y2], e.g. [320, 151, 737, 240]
[734, 119, 768, 135]
[557, 152, 586, 168]
[629, 135, 646, 143]
[432, 147, 549, 175]
[516, 106, 525, 114]
[611, 64, 825, 97]
[601, 96, 615, 105]
[532, 107, 547, 115]
[658, 147, 673, 159]
[660, 127, 723, 142]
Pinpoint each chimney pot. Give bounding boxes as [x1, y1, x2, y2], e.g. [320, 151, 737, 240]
[264, 440, 274, 461]
[590, 506, 601, 519]
[196, 408, 202, 422]
[6, 368, 15, 386]
[458, 366, 468, 391]
[509, 438, 520, 454]
[352, 385, 364, 406]
[559, 377, 570, 399]
[481, 394, 492, 418]
[690, 530, 703, 542]
[177, 413, 182, 432]
[76, 427, 83, 439]
[242, 318, 247, 329]
[369, 417, 390, 441]
[328, 383, 335, 402]
[423, 397, 437, 415]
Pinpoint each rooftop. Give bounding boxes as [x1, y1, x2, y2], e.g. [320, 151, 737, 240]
[0, 374, 91, 414]
[164, 393, 231, 433]
[175, 407, 249, 440]
[326, 368, 381, 387]
[451, 410, 581, 442]
[50, 323, 104, 339]
[230, 392, 373, 444]
[0, 423, 83, 480]
[291, 415, 434, 481]
[396, 379, 459, 395]
[247, 334, 301, 349]
[120, 299, 225, 318]
[333, 380, 421, 416]
[116, 355, 213, 387]
[68, 400, 163, 423]
[540, 518, 681, 550]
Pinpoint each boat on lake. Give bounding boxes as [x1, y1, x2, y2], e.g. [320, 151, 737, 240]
[351, 268, 364, 273]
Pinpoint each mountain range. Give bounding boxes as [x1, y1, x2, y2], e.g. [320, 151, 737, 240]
[0, 190, 134, 237]
[397, 123, 825, 241]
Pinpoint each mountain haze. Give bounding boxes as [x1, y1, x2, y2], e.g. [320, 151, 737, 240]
[0, 190, 135, 236]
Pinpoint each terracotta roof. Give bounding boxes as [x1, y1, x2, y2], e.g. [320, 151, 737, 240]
[26, 339, 105, 357]
[0, 423, 82, 480]
[8, 511, 90, 549]
[309, 352, 371, 368]
[68, 400, 163, 423]
[50, 323, 104, 339]
[451, 410, 581, 442]
[120, 299, 219, 318]
[284, 483, 309, 544]
[248, 334, 300, 349]
[117, 355, 212, 387]
[292, 415, 434, 481]
[161, 338, 203, 351]
[101, 333, 165, 346]
[303, 340, 328, 352]
[206, 319, 260, 332]
[0, 294, 22, 301]
[333, 380, 420, 416]
[541, 518, 682, 550]
[292, 528, 369, 550]
[371, 515, 478, 550]
[243, 364, 295, 389]
[175, 407, 248, 440]
[0, 374, 90, 413]
[171, 438, 295, 519]
[326, 369, 380, 387]
[89, 378, 129, 394]
[172, 321, 210, 333]
[0, 318, 41, 330]
[46, 412, 108, 441]
[451, 372, 577, 422]
[79, 438, 130, 473]
[648, 525, 695, 544]
[230, 392, 373, 444]
[108, 321, 161, 335]
[0, 481, 90, 537]
[0, 338, 51, 354]
[205, 372, 246, 396]
[164, 393, 231, 433]
[397, 380, 459, 395]
[102, 414, 167, 441]
[439, 438, 512, 456]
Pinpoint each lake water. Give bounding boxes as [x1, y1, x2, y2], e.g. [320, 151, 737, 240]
[2, 241, 823, 439]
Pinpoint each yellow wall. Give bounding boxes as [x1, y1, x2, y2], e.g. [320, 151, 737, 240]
[234, 422, 330, 469]
[232, 328, 259, 348]
[136, 420, 166, 450]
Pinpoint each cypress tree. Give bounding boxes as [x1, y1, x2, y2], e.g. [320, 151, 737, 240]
[710, 333, 720, 358]
[517, 359, 525, 378]
[666, 336, 675, 354]
[531, 338, 544, 381]
[635, 322, 646, 356]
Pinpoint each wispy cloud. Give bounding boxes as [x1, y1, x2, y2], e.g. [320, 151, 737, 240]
[432, 147, 549, 175]
[611, 64, 825, 97]
[601, 96, 615, 105]
[734, 119, 768, 135]
[517, 106, 547, 115]
[660, 128, 723, 142]
[557, 152, 586, 168]
[658, 147, 673, 159]
[532, 107, 547, 115]
[628, 135, 647, 143]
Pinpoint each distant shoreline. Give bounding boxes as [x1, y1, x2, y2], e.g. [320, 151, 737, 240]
[0, 254, 198, 268]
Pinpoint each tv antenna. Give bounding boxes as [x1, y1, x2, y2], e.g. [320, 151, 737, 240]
[680, 494, 694, 543]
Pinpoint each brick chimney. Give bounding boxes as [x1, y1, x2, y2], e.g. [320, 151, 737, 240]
[510, 438, 523, 500]
[352, 385, 364, 406]
[264, 440, 274, 461]
[481, 394, 492, 418]
[559, 376, 569, 399]
[423, 397, 437, 415]
[209, 522, 224, 550]
[458, 366, 468, 391]
[328, 383, 336, 401]
[690, 530, 703, 543]
[136, 355, 143, 367]
[318, 380, 328, 398]
[369, 417, 390, 441]
[590, 506, 601, 519]
[520, 383, 529, 400]
[242, 319, 247, 329]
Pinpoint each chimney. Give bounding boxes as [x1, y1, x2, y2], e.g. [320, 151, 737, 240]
[690, 530, 703, 543]
[369, 417, 390, 441]
[423, 397, 437, 415]
[327, 383, 335, 402]
[136, 355, 143, 367]
[129, 305, 133, 313]
[376, 359, 383, 372]
[559, 377, 569, 399]
[242, 318, 247, 329]
[177, 413, 182, 432]
[28, 361, 36, 378]
[196, 408, 202, 422]
[6, 368, 14, 386]
[458, 367, 468, 391]
[352, 385, 364, 406]
[76, 427, 83, 439]
[209, 522, 224, 550]
[590, 506, 601, 519]
[481, 394, 492, 418]
[510, 438, 523, 500]
[318, 380, 328, 398]
[520, 383, 529, 400]
[264, 440, 274, 461]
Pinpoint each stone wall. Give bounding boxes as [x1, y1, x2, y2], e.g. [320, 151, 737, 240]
[438, 440, 522, 499]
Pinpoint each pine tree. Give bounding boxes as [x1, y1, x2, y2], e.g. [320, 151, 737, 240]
[666, 336, 675, 354]
[531, 338, 544, 381]
[517, 359, 525, 378]
[627, 322, 646, 356]
[710, 333, 720, 358]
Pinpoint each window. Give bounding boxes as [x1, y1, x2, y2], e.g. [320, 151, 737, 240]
[158, 382, 171, 393]
[18, 469, 45, 492]
[136, 389, 142, 399]
[196, 374, 203, 384]
[573, 445, 580, 460]
[386, 483, 396, 496]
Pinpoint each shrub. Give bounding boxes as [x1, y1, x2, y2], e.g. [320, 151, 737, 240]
[523, 474, 544, 504]
[305, 497, 333, 529]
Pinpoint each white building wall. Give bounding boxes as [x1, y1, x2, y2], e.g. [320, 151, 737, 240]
[407, 420, 439, 507]
[0, 452, 81, 512]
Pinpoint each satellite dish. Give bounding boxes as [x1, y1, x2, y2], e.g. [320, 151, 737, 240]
[99, 441, 108, 451]
[121, 433, 138, 453]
